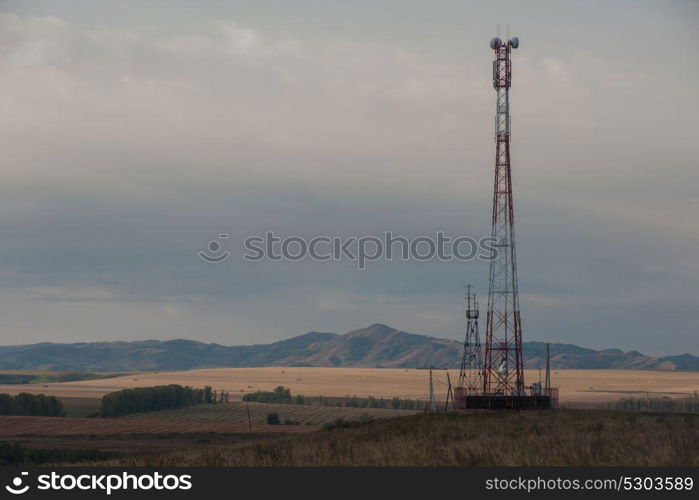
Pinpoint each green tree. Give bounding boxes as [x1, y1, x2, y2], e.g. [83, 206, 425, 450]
[203, 386, 213, 404]
[243, 386, 294, 404]
[46, 396, 65, 416]
[14, 393, 40, 416]
[0, 394, 13, 415]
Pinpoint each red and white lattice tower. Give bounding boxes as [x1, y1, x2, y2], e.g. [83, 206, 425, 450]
[482, 35, 526, 396]
[458, 284, 483, 394]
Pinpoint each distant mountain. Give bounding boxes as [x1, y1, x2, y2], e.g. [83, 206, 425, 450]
[0, 324, 696, 372]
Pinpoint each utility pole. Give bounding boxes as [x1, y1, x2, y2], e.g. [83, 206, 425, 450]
[445, 372, 454, 412]
[545, 343, 551, 396]
[246, 404, 252, 433]
[429, 369, 436, 413]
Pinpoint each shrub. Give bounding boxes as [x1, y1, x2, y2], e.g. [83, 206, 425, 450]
[266, 413, 280, 425]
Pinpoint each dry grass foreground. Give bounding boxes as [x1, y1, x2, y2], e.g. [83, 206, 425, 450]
[97, 410, 699, 467]
[0, 367, 697, 405]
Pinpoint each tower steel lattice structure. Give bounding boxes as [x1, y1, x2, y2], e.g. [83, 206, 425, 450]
[453, 34, 553, 410]
[458, 285, 482, 394]
[482, 35, 525, 396]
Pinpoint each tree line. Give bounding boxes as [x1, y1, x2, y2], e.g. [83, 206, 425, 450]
[0, 393, 65, 416]
[315, 395, 429, 410]
[243, 386, 301, 404]
[242, 386, 429, 410]
[100, 384, 220, 417]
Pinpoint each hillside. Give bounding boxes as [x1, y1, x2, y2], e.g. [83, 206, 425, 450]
[0, 324, 696, 371]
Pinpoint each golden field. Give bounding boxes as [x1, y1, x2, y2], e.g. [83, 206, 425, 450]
[0, 367, 697, 406]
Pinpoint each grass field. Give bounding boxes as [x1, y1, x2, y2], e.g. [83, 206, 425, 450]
[128, 401, 419, 425]
[1, 397, 697, 466]
[1, 367, 697, 407]
[0, 400, 322, 463]
[92, 410, 699, 466]
[0, 402, 416, 436]
[0, 401, 414, 463]
[0, 414, 317, 436]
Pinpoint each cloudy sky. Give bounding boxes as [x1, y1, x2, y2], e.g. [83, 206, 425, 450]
[0, 0, 697, 354]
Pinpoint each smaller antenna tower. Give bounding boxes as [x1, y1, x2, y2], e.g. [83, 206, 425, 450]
[428, 369, 436, 413]
[458, 285, 483, 394]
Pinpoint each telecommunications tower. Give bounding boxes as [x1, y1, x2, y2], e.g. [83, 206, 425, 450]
[482, 34, 525, 396]
[453, 33, 555, 410]
[457, 285, 482, 394]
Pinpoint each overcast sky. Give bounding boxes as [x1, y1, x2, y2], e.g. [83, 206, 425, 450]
[0, 1, 697, 354]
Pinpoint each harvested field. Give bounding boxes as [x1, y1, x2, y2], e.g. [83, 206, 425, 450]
[0, 415, 317, 437]
[0, 367, 697, 406]
[0, 402, 412, 460]
[128, 401, 419, 425]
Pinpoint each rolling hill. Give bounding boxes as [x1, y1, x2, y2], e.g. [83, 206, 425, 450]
[0, 324, 696, 371]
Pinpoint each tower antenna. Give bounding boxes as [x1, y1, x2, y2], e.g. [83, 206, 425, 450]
[482, 30, 525, 397]
[454, 32, 551, 410]
[456, 284, 483, 395]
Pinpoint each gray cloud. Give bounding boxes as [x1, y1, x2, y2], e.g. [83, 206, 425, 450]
[0, 4, 697, 355]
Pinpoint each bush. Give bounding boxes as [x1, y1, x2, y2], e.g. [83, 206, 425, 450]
[266, 413, 280, 425]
